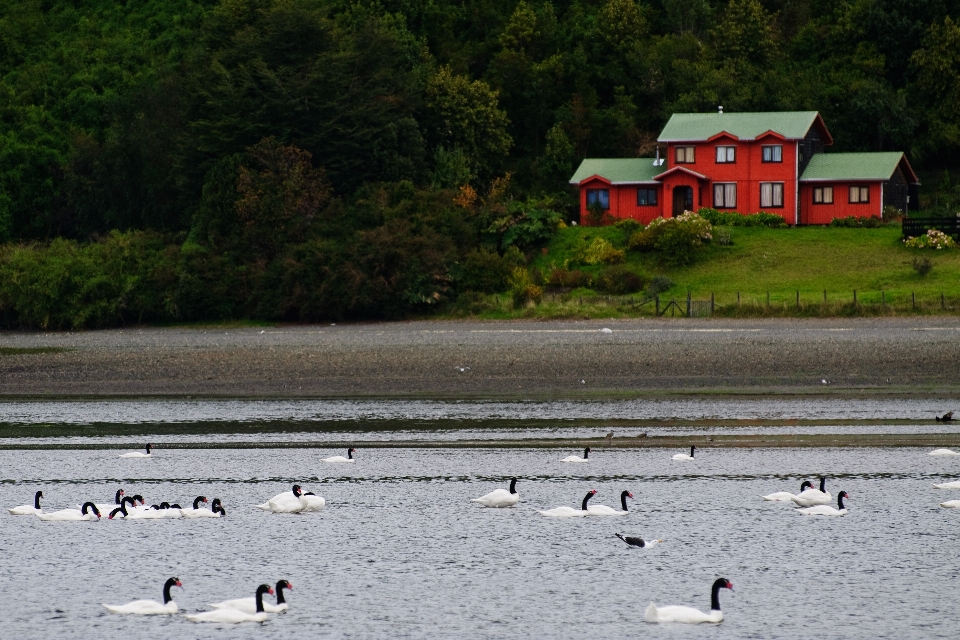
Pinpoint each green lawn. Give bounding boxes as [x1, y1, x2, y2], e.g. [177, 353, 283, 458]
[511, 224, 960, 316]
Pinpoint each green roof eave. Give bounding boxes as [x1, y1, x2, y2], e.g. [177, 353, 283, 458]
[799, 152, 916, 182]
[569, 158, 664, 184]
[658, 111, 823, 142]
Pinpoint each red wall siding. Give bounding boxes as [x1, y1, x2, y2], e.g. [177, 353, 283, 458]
[799, 182, 883, 224]
[578, 178, 663, 225]
[665, 135, 796, 223]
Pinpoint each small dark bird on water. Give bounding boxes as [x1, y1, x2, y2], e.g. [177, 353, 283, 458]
[615, 533, 663, 548]
[936, 411, 954, 422]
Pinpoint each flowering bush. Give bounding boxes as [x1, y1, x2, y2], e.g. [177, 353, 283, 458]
[581, 237, 625, 264]
[628, 211, 713, 265]
[904, 229, 957, 249]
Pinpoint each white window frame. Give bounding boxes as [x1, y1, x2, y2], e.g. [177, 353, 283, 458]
[762, 145, 783, 163]
[813, 186, 833, 204]
[760, 182, 784, 208]
[713, 182, 737, 208]
[715, 146, 736, 163]
[849, 185, 869, 204]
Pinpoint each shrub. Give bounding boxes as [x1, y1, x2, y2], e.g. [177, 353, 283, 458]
[912, 256, 933, 277]
[456, 248, 514, 293]
[647, 275, 673, 294]
[594, 265, 647, 294]
[508, 267, 542, 306]
[830, 216, 883, 228]
[714, 228, 733, 246]
[904, 229, 957, 249]
[547, 268, 589, 289]
[614, 219, 643, 237]
[882, 205, 903, 222]
[582, 237, 625, 264]
[697, 208, 787, 228]
[629, 211, 712, 266]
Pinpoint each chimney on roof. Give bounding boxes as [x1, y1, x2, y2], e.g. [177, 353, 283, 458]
[654, 146, 663, 166]
[718, 106, 723, 114]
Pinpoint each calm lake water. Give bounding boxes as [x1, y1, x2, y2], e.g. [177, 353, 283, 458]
[4, 438, 960, 638]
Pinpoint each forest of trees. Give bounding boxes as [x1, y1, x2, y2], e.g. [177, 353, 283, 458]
[1, 0, 959, 327]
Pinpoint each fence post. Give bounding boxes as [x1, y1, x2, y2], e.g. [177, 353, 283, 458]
[942, 293, 946, 309]
[766, 291, 770, 307]
[912, 292, 916, 309]
[737, 291, 740, 306]
[579, 296, 582, 306]
[711, 292, 715, 314]
[823, 289, 827, 304]
[796, 291, 800, 307]
[853, 289, 857, 305]
[655, 295, 659, 316]
[686, 291, 691, 317]
[881, 291, 885, 306]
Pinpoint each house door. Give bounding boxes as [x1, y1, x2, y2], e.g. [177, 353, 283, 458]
[673, 186, 693, 216]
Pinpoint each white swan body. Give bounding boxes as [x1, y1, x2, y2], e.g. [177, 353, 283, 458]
[210, 580, 291, 614]
[672, 446, 696, 461]
[939, 500, 960, 508]
[300, 493, 325, 512]
[933, 480, 960, 489]
[796, 491, 849, 516]
[538, 490, 596, 517]
[791, 478, 832, 507]
[645, 578, 732, 624]
[181, 499, 225, 518]
[560, 447, 590, 463]
[763, 481, 814, 502]
[120, 444, 153, 458]
[586, 490, 632, 516]
[127, 507, 168, 520]
[471, 479, 520, 507]
[322, 448, 356, 463]
[256, 486, 307, 513]
[38, 502, 101, 521]
[103, 578, 181, 615]
[185, 608, 268, 623]
[9, 490, 43, 515]
[929, 449, 960, 456]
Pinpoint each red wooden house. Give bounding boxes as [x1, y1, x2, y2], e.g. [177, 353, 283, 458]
[570, 110, 919, 225]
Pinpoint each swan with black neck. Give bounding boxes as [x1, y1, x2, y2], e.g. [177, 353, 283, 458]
[103, 577, 182, 614]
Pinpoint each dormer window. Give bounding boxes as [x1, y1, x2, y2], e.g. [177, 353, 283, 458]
[762, 145, 782, 163]
[715, 146, 735, 163]
[675, 146, 695, 164]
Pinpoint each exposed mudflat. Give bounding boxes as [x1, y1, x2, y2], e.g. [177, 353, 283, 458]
[1, 317, 959, 398]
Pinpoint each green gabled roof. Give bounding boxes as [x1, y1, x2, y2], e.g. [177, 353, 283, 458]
[658, 111, 820, 142]
[568, 158, 662, 184]
[800, 152, 913, 182]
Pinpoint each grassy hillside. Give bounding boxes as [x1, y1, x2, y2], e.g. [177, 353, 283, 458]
[457, 224, 960, 318]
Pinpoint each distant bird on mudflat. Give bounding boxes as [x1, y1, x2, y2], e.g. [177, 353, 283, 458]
[936, 411, 954, 422]
[605, 431, 614, 442]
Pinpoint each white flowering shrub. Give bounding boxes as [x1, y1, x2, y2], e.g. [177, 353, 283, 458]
[904, 229, 957, 249]
[628, 211, 713, 265]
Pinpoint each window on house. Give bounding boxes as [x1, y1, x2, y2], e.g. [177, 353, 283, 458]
[713, 183, 737, 208]
[848, 186, 870, 203]
[715, 146, 736, 163]
[813, 186, 834, 204]
[587, 189, 610, 209]
[760, 182, 784, 208]
[636, 188, 657, 206]
[675, 146, 695, 163]
[762, 145, 783, 163]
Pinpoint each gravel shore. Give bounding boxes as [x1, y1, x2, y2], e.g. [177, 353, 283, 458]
[1, 317, 959, 398]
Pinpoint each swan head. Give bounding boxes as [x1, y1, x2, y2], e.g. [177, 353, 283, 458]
[133, 494, 144, 505]
[800, 480, 813, 491]
[257, 584, 275, 596]
[621, 490, 634, 499]
[292, 485, 303, 497]
[349, 448, 356, 454]
[714, 578, 733, 592]
[36, 490, 43, 498]
[277, 579, 292, 591]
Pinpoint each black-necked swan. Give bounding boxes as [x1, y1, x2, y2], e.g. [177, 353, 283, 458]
[615, 533, 663, 548]
[37, 502, 101, 521]
[561, 447, 590, 462]
[300, 491, 325, 512]
[103, 577, 182, 615]
[107, 496, 139, 519]
[323, 448, 356, 463]
[796, 491, 849, 516]
[763, 480, 814, 502]
[9, 490, 43, 515]
[84, 489, 125, 514]
[538, 490, 596, 517]
[256, 485, 307, 513]
[120, 444, 153, 458]
[587, 490, 633, 516]
[791, 476, 832, 506]
[471, 478, 520, 508]
[645, 578, 733, 624]
[939, 498, 960, 508]
[182, 497, 225, 518]
[929, 448, 960, 456]
[210, 580, 292, 613]
[672, 446, 696, 461]
[186, 584, 273, 623]
[933, 480, 960, 489]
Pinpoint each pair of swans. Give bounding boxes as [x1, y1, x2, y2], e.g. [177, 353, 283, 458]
[538, 490, 633, 517]
[762, 478, 849, 515]
[471, 478, 520, 507]
[645, 578, 733, 624]
[103, 578, 291, 622]
[256, 485, 324, 513]
[933, 478, 960, 506]
[796, 491, 849, 516]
